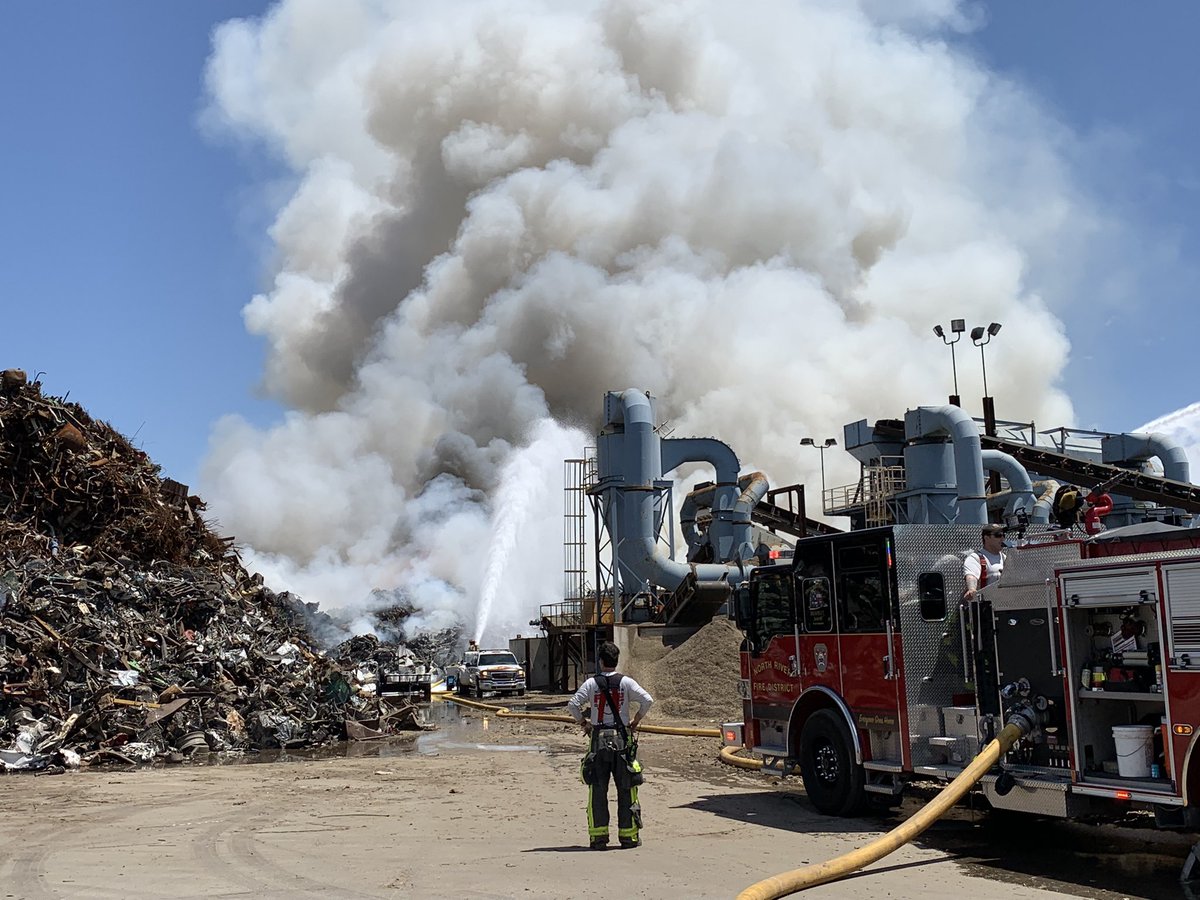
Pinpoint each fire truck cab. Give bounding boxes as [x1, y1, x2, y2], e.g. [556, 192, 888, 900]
[734, 523, 1200, 826]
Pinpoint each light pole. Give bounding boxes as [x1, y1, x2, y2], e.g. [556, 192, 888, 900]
[971, 322, 1003, 497]
[800, 437, 837, 511]
[970, 321, 1002, 399]
[932, 319, 965, 407]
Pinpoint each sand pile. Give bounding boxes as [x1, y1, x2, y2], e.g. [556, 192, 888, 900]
[640, 617, 744, 724]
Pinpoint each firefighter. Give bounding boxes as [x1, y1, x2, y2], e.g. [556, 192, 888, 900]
[567, 641, 654, 850]
[963, 524, 1006, 599]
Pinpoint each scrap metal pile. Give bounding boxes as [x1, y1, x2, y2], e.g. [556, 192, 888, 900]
[0, 370, 424, 772]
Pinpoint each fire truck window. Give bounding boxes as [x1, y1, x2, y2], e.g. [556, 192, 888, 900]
[837, 542, 887, 634]
[802, 577, 832, 633]
[841, 572, 887, 632]
[918, 572, 946, 621]
[752, 573, 793, 647]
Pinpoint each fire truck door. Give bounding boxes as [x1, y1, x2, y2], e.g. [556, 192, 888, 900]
[746, 566, 802, 746]
[793, 540, 839, 695]
[835, 535, 905, 741]
[1163, 564, 1200, 774]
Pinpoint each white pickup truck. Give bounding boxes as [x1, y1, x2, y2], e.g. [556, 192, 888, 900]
[449, 648, 526, 698]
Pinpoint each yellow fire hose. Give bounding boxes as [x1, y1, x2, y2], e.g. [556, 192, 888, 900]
[736, 721, 1025, 899]
[448, 694, 1029, 898]
[720, 744, 769, 770]
[446, 694, 722, 736]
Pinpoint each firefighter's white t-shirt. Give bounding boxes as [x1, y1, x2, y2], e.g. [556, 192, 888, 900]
[567, 671, 655, 727]
[963, 548, 1005, 586]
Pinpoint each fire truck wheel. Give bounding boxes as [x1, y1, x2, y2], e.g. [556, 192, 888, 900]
[799, 709, 866, 817]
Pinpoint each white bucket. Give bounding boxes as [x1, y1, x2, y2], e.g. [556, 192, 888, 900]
[1112, 725, 1154, 778]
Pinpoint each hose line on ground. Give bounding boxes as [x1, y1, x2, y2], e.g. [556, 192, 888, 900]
[449, 694, 1031, 898]
[445, 694, 722, 737]
[720, 745, 765, 770]
[736, 721, 1026, 900]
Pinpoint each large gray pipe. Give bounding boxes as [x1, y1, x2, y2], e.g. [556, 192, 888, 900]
[610, 389, 746, 590]
[981, 449, 1035, 516]
[1031, 479, 1059, 525]
[904, 406, 987, 525]
[679, 472, 769, 561]
[679, 487, 708, 555]
[1101, 432, 1191, 484]
[662, 438, 744, 560]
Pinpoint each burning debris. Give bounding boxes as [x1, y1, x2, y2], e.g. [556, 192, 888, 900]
[0, 371, 427, 772]
[368, 594, 462, 666]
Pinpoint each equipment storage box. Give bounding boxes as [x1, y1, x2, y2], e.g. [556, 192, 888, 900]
[940, 706, 980, 762]
[942, 706, 978, 738]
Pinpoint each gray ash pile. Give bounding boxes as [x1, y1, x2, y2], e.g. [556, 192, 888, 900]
[640, 617, 745, 724]
[0, 370, 422, 773]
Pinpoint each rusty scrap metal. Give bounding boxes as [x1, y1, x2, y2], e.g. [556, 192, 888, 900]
[0, 372, 428, 772]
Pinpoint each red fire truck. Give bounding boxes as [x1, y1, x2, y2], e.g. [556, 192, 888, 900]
[733, 522, 1200, 826]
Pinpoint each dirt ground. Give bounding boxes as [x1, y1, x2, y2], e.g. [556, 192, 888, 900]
[0, 700, 1192, 900]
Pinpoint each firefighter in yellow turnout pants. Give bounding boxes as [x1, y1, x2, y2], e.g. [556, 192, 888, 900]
[568, 641, 654, 850]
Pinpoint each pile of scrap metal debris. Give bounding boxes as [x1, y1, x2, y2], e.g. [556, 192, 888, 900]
[0, 369, 427, 773]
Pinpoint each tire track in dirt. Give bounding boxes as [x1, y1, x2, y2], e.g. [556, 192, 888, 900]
[2, 794, 170, 899]
[190, 805, 358, 899]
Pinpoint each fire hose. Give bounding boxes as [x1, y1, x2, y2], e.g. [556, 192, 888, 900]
[448, 694, 1037, 897]
[736, 710, 1037, 899]
[446, 694, 721, 737]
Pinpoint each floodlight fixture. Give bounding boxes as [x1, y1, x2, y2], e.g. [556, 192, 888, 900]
[971, 320, 1003, 396]
[933, 319, 966, 400]
[800, 437, 837, 500]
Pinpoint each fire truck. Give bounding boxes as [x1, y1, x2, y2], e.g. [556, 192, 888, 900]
[731, 411, 1200, 828]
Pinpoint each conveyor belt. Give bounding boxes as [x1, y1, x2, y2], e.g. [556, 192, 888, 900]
[752, 483, 842, 538]
[981, 435, 1200, 514]
[752, 500, 840, 537]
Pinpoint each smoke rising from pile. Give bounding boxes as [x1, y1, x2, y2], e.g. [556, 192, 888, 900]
[201, 0, 1089, 644]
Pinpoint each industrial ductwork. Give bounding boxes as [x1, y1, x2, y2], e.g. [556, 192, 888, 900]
[902, 406, 987, 525]
[595, 389, 759, 597]
[680, 473, 770, 562]
[1030, 480, 1059, 525]
[662, 438, 743, 561]
[1101, 432, 1191, 484]
[981, 449, 1035, 518]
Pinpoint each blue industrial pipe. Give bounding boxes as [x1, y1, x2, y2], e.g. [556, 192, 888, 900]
[662, 437, 744, 560]
[904, 406, 987, 525]
[679, 472, 769, 562]
[607, 389, 748, 591]
[981, 449, 1035, 517]
[1101, 432, 1191, 484]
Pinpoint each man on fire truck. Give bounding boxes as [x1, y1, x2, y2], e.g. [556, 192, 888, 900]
[963, 523, 1006, 599]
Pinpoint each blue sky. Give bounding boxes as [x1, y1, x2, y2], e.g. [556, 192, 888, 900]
[0, 1, 277, 487]
[963, 4, 1200, 431]
[1, 2, 1197, 488]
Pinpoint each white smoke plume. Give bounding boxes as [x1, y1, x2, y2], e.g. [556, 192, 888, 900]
[201, 0, 1090, 645]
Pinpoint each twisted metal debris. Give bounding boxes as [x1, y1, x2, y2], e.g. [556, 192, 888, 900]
[0, 370, 424, 772]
